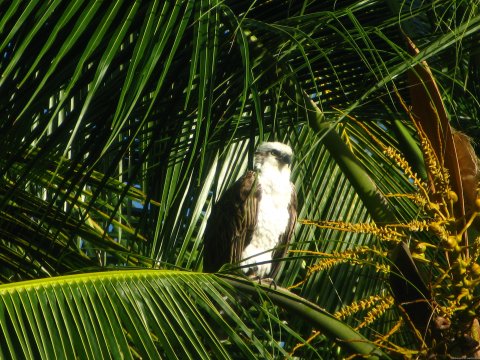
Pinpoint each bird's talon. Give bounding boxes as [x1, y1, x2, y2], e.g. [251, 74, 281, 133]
[260, 277, 277, 289]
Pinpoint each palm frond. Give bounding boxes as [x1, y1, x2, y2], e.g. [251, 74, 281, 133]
[0, 270, 390, 359]
[1, 0, 479, 356]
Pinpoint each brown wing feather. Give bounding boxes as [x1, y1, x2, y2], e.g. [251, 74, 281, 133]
[203, 171, 260, 273]
[270, 183, 297, 278]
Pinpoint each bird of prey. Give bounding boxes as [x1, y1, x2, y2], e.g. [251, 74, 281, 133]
[203, 142, 297, 279]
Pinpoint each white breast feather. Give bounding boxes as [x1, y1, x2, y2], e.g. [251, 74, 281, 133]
[241, 163, 292, 277]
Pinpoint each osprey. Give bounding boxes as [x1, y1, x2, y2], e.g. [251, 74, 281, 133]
[203, 142, 297, 278]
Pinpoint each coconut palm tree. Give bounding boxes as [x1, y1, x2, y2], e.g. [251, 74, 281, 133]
[0, 0, 478, 358]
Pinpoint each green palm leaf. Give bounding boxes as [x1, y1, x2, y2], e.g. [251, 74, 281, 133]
[0, 270, 390, 359]
[1, 0, 478, 357]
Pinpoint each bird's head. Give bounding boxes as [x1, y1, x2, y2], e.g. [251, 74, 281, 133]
[254, 142, 293, 172]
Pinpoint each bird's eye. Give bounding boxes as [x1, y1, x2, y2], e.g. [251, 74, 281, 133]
[270, 150, 280, 157]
